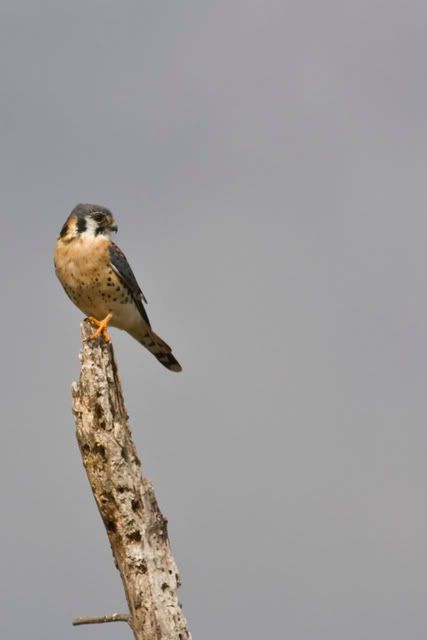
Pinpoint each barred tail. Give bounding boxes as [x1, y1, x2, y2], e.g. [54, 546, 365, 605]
[130, 327, 182, 372]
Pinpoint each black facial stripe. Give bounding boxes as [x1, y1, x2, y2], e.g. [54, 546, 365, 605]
[76, 216, 87, 233]
[94, 226, 105, 236]
[59, 222, 68, 238]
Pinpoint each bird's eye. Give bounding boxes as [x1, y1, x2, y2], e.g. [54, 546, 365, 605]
[92, 212, 105, 223]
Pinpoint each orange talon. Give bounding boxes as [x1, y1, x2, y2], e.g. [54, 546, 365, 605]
[86, 313, 113, 343]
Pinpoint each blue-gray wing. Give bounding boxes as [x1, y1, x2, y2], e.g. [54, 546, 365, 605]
[109, 242, 151, 328]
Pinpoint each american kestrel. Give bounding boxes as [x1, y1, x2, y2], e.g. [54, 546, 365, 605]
[54, 203, 182, 372]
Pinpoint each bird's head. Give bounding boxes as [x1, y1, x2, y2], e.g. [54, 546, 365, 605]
[59, 203, 118, 241]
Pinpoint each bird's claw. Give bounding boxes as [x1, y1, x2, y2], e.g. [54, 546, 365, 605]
[86, 313, 113, 343]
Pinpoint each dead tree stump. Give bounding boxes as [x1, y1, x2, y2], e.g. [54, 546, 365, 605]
[71, 320, 191, 640]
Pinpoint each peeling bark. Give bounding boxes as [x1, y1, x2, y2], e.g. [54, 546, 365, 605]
[71, 320, 191, 640]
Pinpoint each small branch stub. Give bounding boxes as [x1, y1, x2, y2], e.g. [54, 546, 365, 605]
[71, 320, 191, 640]
[73, 613, 129, 626]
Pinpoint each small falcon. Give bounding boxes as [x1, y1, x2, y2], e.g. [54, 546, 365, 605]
[54, 203, 182, 372]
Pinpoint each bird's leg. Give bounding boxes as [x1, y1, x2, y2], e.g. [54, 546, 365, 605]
[86, 313, 113, 343]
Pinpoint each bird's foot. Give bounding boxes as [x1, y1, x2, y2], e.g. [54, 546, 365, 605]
[86, 313, 113, 343]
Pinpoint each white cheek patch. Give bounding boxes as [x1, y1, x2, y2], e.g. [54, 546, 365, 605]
[80, 217, 98, 238]
[79, 217, 112, 239]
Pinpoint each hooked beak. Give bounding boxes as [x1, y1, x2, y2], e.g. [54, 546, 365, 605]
[110, 221, 118, 233]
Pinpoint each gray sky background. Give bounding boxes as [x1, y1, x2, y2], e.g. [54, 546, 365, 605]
[1, 2, 427, 639]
